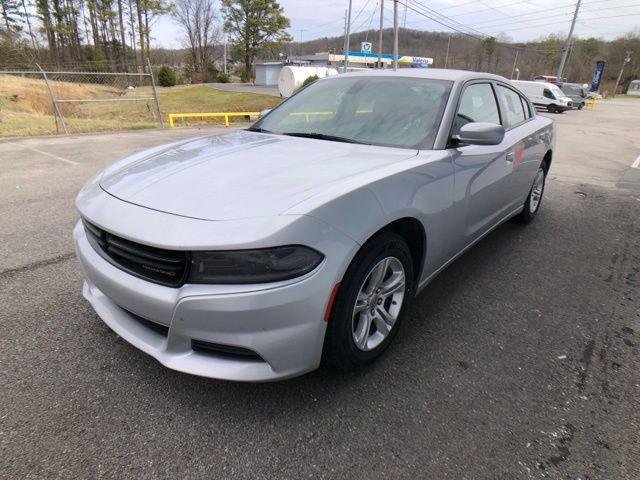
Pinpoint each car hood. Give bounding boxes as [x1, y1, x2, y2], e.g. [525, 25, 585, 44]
[100, 130, 418, 221]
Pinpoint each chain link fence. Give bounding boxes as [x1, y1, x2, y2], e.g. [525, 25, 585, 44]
[0, 60, 162, 136]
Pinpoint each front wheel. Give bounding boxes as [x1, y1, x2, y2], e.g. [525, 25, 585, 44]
[324, 232, 414, 371]
[547, 104, 558, 113]
[516, 163, 546, 223]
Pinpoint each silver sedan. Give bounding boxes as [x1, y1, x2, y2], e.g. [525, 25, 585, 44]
[73, 69, 554, 381]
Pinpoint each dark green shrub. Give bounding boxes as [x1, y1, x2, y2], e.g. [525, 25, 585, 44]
[157, 66, 177, 87]
[301, 74, 319, 88]
[204, 65, 220, 83]
[217, 72, 230, 83]
[234, 65, 250, 83]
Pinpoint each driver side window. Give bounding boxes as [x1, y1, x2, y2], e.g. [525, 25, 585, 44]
[452, 83, 500, 136]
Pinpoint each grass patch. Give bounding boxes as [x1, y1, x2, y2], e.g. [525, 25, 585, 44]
[0, 75, 281, 137]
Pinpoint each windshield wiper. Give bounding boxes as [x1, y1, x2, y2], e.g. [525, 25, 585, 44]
[246, 127, 275, 133]
[281, 132, 370, 145]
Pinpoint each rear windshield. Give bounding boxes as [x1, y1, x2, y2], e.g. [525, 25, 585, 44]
[561, 84, 586, 97]
[251, 76, 453, 149]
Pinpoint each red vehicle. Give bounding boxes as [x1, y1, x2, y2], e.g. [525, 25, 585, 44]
[533, 75, 559, 84]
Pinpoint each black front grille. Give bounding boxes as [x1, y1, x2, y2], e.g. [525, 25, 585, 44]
[191, 339, 264, 362]
[83, 219, 189, 287]
[123, 307, 170, 336]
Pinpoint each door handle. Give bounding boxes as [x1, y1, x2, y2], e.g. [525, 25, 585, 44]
[506, 151, 515, 162]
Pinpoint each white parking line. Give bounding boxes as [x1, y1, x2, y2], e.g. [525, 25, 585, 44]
[3, 141, 80, 166]
[632, 155, 640, 169]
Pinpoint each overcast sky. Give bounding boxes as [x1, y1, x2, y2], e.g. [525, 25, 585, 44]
[153, 0, 640, 49]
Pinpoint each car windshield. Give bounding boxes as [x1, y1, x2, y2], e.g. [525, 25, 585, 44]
[250, 76, 453, 149]
[561, 84, 586, 97]
[549, 84, 567, 99]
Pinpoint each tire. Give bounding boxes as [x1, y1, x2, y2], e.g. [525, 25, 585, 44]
[324, 231, 414, 371]
[547, 104, 558, 113]
[516, 161, 547, 223]
[578, 104, 584, 110]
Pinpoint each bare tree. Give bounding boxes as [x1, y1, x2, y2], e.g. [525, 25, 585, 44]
[172, 0, 219, 79]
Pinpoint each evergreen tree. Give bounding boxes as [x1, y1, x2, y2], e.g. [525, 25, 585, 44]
[221, 0, 291, 82]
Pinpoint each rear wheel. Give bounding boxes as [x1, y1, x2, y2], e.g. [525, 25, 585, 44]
[324, 232, 414, 371]
[516, 162, 547, 223]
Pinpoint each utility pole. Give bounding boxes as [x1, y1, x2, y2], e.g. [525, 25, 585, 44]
[556, 0, 582, 81]
[613, 51, 632, 96]
[511, 49, 519, 79]
[223, 41, 227, 74]
[296, 29, 308, 56]
[377, 0, 384, 68]
[444, 34, 451, 68]
[343, 0, 353, 73]
[393, 0, 399, 70]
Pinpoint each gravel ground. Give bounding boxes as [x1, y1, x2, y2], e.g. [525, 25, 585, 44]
[1, 101, 639, 479]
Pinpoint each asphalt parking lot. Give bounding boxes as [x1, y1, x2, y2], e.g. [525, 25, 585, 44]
[1, 100, 639, 479]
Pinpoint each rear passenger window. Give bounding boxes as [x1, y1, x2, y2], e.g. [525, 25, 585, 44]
[496, 85, 526, 127]
[452, 83, 500, 135]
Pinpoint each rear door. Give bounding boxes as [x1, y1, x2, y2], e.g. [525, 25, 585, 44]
[494, 82, 546, 207]
[449, 81, 513, 245]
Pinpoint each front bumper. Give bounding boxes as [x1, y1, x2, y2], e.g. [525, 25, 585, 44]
[73, 218, 357, 382]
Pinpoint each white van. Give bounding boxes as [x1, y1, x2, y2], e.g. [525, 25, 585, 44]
[511, 80, 572, 113]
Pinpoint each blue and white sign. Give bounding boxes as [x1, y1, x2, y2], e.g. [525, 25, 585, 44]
[590, 60, 606, 92]
[361, 42, 372, 54]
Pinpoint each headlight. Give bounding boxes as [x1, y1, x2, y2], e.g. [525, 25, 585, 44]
[188, 246, 324, 284]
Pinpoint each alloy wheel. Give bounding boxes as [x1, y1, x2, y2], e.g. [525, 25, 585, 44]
[530, 168, 545, 213]
[352, 257, 406, 352]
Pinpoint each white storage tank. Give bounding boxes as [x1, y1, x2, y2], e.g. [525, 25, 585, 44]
[277, 66, 338, 97]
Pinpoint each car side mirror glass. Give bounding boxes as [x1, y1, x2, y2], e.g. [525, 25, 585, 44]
[454, 122, 505, 146]
[259, 109, 272, 118]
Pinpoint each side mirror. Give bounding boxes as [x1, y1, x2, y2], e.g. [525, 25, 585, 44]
[259, 108, 272, 118]
[455, 122, 505, 146]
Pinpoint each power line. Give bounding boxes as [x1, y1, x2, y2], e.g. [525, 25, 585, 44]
[350, 0, 375, 27]
[393, 0, 566, 54]
[436, 0, 540, 17]
[450, 0, 557, 35]
[468, 1, 577, 26]
[468, 2, 640, 29]
[484, 12, 640, 34]
[402, 0, 488, 38]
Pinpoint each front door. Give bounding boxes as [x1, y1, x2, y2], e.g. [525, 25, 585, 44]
[449, 82, 513, 246]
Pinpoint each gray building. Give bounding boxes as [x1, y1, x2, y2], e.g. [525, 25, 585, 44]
[254, 62, 283, 86]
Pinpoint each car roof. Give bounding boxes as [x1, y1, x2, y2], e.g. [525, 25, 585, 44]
[336, 68, 510, 84]
[513, 80, 556, 88]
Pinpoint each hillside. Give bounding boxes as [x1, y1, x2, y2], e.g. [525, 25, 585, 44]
[284, 27, 640, 90]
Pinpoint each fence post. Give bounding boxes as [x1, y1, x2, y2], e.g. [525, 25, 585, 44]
[37, 63, 68, 135]
[147, 58, 163, 128]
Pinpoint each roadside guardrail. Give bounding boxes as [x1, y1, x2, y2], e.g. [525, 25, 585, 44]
[168, 112, 260, 127]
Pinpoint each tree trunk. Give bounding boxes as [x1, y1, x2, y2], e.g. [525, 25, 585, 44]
[135, 0, 145, 60]
[244, 55, 252, 83]
[21, 0, 39, 51]
[117, 0, 127, 70]
[36, 0, 57, 55]
[127, 0, 138, 67]
[143, 7, 150, 58]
